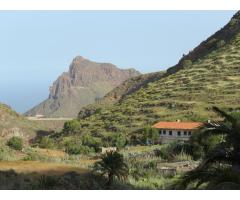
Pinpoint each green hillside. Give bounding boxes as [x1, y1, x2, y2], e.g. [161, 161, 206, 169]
[59, 11, 240, 141]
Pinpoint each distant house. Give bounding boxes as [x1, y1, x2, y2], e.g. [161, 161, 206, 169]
[152, 120, 203, 144]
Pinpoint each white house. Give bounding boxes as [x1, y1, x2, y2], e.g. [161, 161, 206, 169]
[152, 120, 203, 144]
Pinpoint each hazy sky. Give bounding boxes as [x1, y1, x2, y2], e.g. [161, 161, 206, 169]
[0, 11, 236, 113]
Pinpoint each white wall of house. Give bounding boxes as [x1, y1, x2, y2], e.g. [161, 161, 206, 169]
[157, 129, 193, 144]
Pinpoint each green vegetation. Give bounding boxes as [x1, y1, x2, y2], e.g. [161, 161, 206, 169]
[38, 137, 55, 149]
[7, 137, 23, 151]
[93, 151, 128, 186]
[1, 11, 240, 190]
[173, 107, 240, 189]
[52, 11, 240, 145]
[62, 120, 80, 135]
[142, 127, 159, 145]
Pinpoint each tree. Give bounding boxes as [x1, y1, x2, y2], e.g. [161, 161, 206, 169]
[93, 151, 128, 186]
[174, 107, 240, 189]
[62, 120, 80, 134]
[7, 136, 23, 151]
[189, 130, 222, 160]
[142, 127, 159, 145]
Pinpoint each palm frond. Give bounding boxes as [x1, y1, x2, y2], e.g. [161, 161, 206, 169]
[212, 106, 237, 125]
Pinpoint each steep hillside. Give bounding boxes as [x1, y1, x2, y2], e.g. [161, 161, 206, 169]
[74, 11, 240, 137]
[25, 56, 140, 118]
[0, 103, 44, 141]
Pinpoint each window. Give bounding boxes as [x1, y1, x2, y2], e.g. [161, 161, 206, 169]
[188, 131, 192, 136]
[177, 131, 181, 136]
[163, 130, 166, 135]
[169, 130, 172, 136]
[184, 131, 187, 136]
[159, 130, 162, 135]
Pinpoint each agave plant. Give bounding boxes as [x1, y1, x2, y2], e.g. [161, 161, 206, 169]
[93, 151, 128, 186]
[173, 106, 240, 189]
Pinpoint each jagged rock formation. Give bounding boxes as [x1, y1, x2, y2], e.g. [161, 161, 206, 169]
[25, 56, 140, 117]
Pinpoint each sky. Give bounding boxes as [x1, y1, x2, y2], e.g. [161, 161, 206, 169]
[0, 11, 236, 113]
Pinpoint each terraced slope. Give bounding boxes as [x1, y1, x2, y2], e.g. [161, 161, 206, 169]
[68, 11, 240, 138]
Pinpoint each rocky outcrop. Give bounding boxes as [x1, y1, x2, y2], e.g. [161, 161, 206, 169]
[0, 103, 43, 141]
[25, 56, 140, 118]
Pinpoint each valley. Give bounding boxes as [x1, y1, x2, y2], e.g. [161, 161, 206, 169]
[1, 11, 240, 190]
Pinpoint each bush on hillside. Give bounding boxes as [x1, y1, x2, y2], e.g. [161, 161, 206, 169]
[182, 59, 192, 68]
[216, 40, 226, 48]
[81, 134, 101, 152]
[62, 120, 80, 135]
[7, 136, 23, 151]
[39, 137, 55, 149]
[66, 144, 93, 155]
[112, 133, 127, 148]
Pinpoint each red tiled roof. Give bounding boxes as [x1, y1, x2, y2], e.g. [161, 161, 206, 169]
[152, 121, 203, 130]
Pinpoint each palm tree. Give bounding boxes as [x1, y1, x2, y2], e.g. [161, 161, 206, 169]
[173, 106, 240, 189]
[93, 151, 128, 186]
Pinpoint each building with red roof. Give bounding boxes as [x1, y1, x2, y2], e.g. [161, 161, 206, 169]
[152, 120, 203, 144]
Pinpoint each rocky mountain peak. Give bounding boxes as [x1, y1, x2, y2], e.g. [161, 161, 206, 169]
[25, 56, 141, 117]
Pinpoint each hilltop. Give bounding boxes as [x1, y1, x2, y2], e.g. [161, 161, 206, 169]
[73, 11, 240, 138]
[25, 56, 140, 118]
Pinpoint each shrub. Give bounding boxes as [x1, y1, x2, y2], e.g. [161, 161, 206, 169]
[7, 137, 23, 151]
[81, 134, 101, 152]
[172, 151, 193, 162]
[0, 146, 17, 161]
[62, 120, 80, 135]
[182, 59, 192, 68]
[144, 160, 157, 169]
[66, 144, 93, 155]
[216, 40, 226, 48]
[38, 137, 55, 149]
[112, 134, 127, 148]
[157, 142, 188, 161]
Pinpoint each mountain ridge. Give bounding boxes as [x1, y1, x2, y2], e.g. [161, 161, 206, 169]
[25, 56, 141, 118]
[86, 12, 240, 109]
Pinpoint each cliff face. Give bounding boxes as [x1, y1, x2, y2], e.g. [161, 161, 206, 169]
[25, 56, 140, 118]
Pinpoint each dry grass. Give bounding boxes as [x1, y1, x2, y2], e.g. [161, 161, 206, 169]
[0, 161, 90, 175]
[32, 148, 66, 158]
